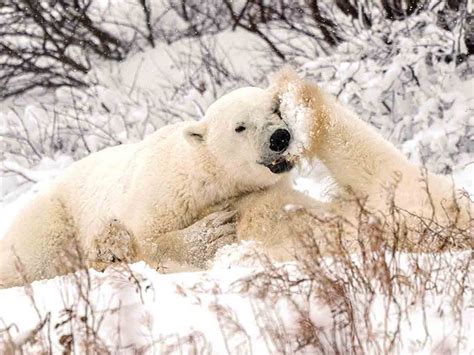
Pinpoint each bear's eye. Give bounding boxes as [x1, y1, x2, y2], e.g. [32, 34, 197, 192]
[235, 125, 246, 133]
[272, 104, 283, 119]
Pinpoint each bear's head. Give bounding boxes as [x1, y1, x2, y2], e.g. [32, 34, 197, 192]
[184, 87, 295, 187]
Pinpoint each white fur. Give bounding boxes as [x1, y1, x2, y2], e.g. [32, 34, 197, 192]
[2, 75, 470, 288]
[0, 87, 292, 288]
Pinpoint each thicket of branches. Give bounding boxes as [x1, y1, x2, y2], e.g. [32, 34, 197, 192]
[0, 0, 471, 99]
[0, 0, 128, 99]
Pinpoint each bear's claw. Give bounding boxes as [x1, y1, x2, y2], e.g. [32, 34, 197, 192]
[183, 210, 237, 268]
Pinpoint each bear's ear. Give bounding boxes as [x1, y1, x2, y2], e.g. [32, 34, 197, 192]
[184, 121, 207, 146]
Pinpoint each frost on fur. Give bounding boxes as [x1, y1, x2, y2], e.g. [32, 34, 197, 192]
[279, 83, 314, 156]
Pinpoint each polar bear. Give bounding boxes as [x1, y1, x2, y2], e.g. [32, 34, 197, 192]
[1, 70, 471, 288]
[0, 87, 298, 288]
[228, 68, 473, 258]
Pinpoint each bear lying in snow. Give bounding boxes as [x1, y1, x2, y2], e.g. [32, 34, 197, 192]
[0, 87, 300, 288]
[1, 69, 472, 288]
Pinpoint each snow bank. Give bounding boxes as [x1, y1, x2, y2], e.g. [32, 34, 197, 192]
[0, 250, 471, 353]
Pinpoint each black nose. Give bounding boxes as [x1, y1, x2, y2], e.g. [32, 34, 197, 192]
[269, 128, 291, 152]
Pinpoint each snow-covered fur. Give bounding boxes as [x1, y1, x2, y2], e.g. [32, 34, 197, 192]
[0, 87, 294, 288]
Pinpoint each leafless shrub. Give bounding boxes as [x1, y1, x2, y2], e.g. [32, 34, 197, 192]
[0, 79, 172, 171]
[1, 0, 471, 102]
[0, 238, 156, 353]
[0, 0, 128, 99]
[227, 190, 472, 353]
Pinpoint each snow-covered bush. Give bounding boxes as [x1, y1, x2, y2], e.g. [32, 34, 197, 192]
[1, 2, 471, 176]
[302, 11, 473, 173]
[0, 0, 129, 100]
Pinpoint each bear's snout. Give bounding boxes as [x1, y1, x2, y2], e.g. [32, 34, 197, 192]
[269, 128, 291, 152]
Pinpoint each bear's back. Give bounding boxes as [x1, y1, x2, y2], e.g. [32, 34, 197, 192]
[56, 121, 200, 238]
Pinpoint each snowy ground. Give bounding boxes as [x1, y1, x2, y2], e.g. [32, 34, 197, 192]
[0, 244, 472, 353]
[0, 5, 473, 354]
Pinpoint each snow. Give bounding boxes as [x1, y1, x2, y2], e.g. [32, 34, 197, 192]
[279, 83, 314, 155]
[0, 252, 472, 353]
[1, 3, 473, 354]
